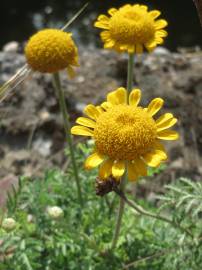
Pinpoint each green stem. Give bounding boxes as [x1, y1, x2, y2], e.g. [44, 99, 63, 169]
[111, 176, 126, 250]
[115, 188, 194, 239]
[111, 52, 135, 250]
[127, 53, 135, 93]
[52, 72, 83, 206]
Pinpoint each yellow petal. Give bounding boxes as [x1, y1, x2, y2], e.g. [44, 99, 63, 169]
[147, 98, 164, 116]
[156, 30, 168, 38]
[100, 31, 111, 41]
[107, 87, 127, 105]
[108, 8, 118, 16]
[157, 130, 179, 140]
[112, 160, 125, 179]
[84, 104, 100, 120]
[140, 5, 148, 11]
[155, 37, 164, 45]
[145, 40, 157, 49]
[143, 150, 167, 167]
[120, 44, 128, 51]
[134, 158, 147, 176]
[145, 41, 157, 52]
[76, 117, 96, 128]
[123, 4, 132, 9]
[96, 106, 104, 114]
[155, 19, 168, 30]
[67, 66, 76, 79]
[104, 40, 116, 49]
[156, 113, 173, 125]
[149, 10, 161, 19]
[107, 92, 117, 105]
[128, 161, 139, 182]
[128, 45, 135, 54]
[156, 115, 177, 132]
[115, 87, 127, 104]
[85, 152, 105, 170]
[71, 126, 94, 137]
[129, 88, 141, 107]
[101, 101, 112, 111]
[99, 159, 113, 179]
[97, 15, 109, 22]
[153, 140, 166, 153]
[94, 21, 109, 30]
[135, 44, 143, 54]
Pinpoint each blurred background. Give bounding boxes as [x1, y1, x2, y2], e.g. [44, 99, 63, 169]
[1, 0, 202, 50]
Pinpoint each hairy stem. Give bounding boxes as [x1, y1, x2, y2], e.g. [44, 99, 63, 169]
[52, 72, 83, 206]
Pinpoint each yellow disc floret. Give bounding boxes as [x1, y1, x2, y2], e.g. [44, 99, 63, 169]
[25, 29, 78, 73]
[94, 105, 157, 160]
[94, 4, 168, 54]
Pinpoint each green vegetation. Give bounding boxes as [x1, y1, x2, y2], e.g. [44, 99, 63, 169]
[1, 143, 202, 270]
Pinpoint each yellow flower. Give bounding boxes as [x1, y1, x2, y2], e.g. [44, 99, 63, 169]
[25, 29, 79, 75]
[71, 88, 179, 182]
[94, 4, 168, 54]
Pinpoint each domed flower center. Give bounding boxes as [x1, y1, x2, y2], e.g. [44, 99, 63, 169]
[94, 105, 157, 160]
[25, 29, 78, 73]
[109, 8, 155, 44]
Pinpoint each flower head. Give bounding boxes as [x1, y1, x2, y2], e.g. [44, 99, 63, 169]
[2, 218, 17, 232]
[94, 4, 168, 54]
[47, 206, 64, 219]
[25, 29, 79, 75]
[71, 88, 179, 182]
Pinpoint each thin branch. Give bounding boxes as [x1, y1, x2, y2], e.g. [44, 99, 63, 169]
[114, 187, 194, 238]
[193, 0, 202, 26]
[123, 248, 173, 269]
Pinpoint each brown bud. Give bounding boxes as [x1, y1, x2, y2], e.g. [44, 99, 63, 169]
[95, 176, 120, 196]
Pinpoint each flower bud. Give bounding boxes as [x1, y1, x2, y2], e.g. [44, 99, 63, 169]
[47, 206, 64, 219]
[2, 218, 16, 232]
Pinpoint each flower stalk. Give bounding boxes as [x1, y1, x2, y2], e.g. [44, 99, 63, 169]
[52, 72, 83, 206]
[111, 53, 135, 250]
[127, 53, 135, 93]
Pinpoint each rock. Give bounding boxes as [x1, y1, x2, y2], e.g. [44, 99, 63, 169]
[0, 174, 18, 208]
[3, 41, 19, 53]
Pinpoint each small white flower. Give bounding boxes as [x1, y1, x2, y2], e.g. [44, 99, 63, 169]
[47, 206, 64, 219]
[2, 218, 16, 232]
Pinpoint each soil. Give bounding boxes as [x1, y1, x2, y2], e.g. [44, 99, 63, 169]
[0, 43, 202, 199]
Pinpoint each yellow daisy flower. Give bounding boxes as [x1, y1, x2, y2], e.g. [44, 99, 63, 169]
[25, 29, 79, 76]
[94, 4, 168, 54]
[71, 88, 179, 182]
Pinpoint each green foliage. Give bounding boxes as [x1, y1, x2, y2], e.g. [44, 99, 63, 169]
[0, 144, 202, 269]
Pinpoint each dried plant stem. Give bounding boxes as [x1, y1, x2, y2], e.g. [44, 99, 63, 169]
[52, 72, 83, 206]
[193, 0, 202, 26]
[114, 188, 194, 238]
[62, 1, 90, 31]
[111, 53, 135, 250]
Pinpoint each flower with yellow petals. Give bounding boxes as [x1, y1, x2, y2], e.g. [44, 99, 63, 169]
[25, 29, 79, 76]
[94, 4, 168, 54]
[71, 88, 179, 182]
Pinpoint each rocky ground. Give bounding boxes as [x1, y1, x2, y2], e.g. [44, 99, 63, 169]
[0, 42, 202, 199]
